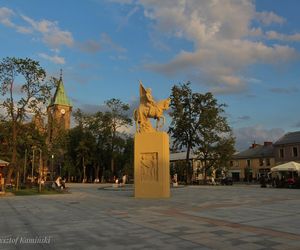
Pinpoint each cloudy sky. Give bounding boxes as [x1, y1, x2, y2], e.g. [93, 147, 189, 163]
[1, 0, 300, 150]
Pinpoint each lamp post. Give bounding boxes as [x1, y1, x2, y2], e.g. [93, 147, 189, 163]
[83, 156, 86, 183]
[32, 148, 35, 182]
[51, 154, 54, 181]
[23, 149, 27, 184]
[32, 147, 42, 192]
[38, 149, 42, 193]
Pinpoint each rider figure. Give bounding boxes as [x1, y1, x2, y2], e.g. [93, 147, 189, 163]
[145, 88, 157, 117]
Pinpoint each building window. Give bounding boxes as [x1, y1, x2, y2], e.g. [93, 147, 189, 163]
[247, 159, 251, 167]
[230, 161, 233, 167]
[266, 158, 270, 166]
[293, 147, 298, 157]
[259, 159, 264, 166]
[279, 148, 284, 158]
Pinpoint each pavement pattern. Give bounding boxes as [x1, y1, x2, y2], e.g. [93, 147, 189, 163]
[0, 184, 300, 250]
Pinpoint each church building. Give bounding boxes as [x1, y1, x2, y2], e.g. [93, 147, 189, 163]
[47, 72, 72, 144]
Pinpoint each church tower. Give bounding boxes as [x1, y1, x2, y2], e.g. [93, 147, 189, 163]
[47, 71, 72, 143]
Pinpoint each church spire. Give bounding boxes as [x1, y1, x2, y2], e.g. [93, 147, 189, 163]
[59, 68, 63, 81]
[48, 70, 72, 107]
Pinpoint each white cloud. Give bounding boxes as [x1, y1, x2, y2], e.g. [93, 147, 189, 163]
[256, 11, 285, 25]
[0, 7, 15, 27]
[0, 7, 73, 49]
[21, 15, 74, 48]
[233, 126, 285, 151]
[0, 7, 33, 34]
[38, 53, 65, 64]
[77, 39, 101, 53]
[117, 6, 140, 31]
[112, 0, 299, 94]
[100, 33, 127, 52]
[266, 31, 300, 42]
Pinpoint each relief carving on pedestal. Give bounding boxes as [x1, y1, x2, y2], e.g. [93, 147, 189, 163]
[140, 152, 158, 182]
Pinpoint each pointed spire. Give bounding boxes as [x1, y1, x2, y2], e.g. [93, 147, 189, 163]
[60, 68, 63, 81]
[48, 70, 72, 107]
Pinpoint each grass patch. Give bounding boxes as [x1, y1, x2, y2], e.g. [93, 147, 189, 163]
[12, 188, 65, 196]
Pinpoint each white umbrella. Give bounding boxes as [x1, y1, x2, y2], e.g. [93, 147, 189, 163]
[271, 161, 300, 172]
[0, 159, 9, 167]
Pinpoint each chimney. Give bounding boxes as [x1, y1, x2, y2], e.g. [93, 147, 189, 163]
[250, 143, 259, 149]
[264, 141, 273, 147]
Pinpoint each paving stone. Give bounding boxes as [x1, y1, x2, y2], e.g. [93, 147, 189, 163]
[0, 183, 300, 249]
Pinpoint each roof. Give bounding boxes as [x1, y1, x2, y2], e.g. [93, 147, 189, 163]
[170, 152, 198, 161]
[48, 76, 72, 107]
[0, 159, 9, 166]
[274, 131, 300, 146]
[233, 144, 274, 159]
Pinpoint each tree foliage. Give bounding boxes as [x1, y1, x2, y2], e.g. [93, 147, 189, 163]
[169, 82, 203, 183]
[169, 82, 235, 183]
[0, 57, 53, 182]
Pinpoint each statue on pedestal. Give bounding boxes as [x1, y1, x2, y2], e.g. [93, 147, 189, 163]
[133, 81, 171, 198]
[133, 81, 170, 133]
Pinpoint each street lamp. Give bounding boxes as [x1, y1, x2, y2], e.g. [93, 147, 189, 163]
[38, 148, 42, 193]
[51, 154, 54, 181]
[32, 147, 43, 192]
[83, 156, 86, 183]
[32, 148, 35, 182]
[23, 149, 27, 184]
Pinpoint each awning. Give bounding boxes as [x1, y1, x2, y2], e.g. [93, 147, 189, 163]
[271, 161, 300, 172]
[0, 159, 9, 167]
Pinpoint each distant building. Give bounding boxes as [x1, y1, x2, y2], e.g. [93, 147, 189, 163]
[229, 142, 275, 182]
[274, 131, 300, 165]
[170, 152, 202, 182]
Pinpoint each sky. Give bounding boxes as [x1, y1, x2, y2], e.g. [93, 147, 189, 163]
[1, 0, 300, 150]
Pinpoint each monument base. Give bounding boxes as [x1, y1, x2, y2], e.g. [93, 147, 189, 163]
[134, 132, 170, 198]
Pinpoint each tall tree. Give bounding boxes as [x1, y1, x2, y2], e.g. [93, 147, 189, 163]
[169, 82, 202, 184]
[105, 98, 132, 176]
[169, 82, 235, 183]
[0, 57, 52, 182]
[194, 92, 235, 181]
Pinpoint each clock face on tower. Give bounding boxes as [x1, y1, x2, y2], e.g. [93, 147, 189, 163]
[60, 108, 66, 115]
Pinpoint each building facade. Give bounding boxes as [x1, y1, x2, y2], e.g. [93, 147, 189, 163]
[170, 152, 202, 182]
[229, 142, 275, 182]
[274, 131, 300, 165]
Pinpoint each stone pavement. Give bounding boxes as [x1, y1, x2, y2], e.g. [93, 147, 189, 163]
[0, 184, 300, 250]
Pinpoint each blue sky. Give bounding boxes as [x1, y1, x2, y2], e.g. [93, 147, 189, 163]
[1, 0, 300, 150]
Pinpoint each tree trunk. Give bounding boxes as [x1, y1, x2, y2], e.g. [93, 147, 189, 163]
[111, 157, 114, 176]
[95, 165, 99, 180]
[8, 120, 18, 184]
[111, 128, 116, 176]
[185, 145, 191, 184]
[203, 159, 207, 184]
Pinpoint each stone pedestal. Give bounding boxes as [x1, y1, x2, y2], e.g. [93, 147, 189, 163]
[134, 132, 170, 198]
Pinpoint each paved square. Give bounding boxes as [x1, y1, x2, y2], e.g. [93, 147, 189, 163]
[0, 184, 299, 249]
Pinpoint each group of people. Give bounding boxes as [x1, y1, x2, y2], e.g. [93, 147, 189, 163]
[113, 174, 127, 186]
[260, 174, 298, 188]
[55, 176, 66, 189]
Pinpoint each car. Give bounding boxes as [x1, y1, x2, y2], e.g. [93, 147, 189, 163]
[220, 177, 233, 185]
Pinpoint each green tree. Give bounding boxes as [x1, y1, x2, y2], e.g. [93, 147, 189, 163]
[169, 82, 202, 184]
[0, 57, 52, 183]
[194, 93, 235, 181]
[105, 98, 132, 176]
[169, 82, 235, 183]
[71, 107, 133, 182]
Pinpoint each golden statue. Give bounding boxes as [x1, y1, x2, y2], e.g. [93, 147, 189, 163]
[134, 81, 170, 133]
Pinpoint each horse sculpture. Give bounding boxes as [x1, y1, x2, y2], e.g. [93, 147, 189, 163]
[133, 97, 170, 133]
